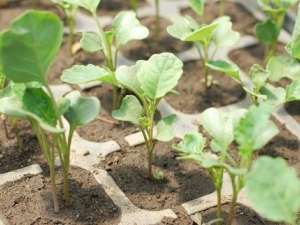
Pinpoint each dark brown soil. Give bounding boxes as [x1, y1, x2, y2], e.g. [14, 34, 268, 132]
[0, 0, 65, 30]
[122, 16, 191, 60]
[97, 0, 147, 16]
[0, 167, 121, 225]
[229, 44, 286, 73]
[202, 204, 282, 225]
[285, 101, 300, 124]
[0, 120, 45, 174]
[165, 60, 246, 114]
[103, 140, 215, 210]
[155, 207, 196, 225]
[259, 119, 300, 175]
[181, 1, 257, 36]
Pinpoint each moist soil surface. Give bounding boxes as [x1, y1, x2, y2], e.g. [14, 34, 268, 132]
[201, 204, 283, 225]
[103, 140, 215, 210]
[122, 16, 191, 60]
[0, 167, 121, 225]
[165, 60, 246, 114]
[285, 101, 300, 124]
[229, 44, 286, 73]
[181, 1, 257, 36]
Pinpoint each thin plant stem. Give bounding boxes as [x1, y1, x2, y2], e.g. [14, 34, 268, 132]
[130, 0, 138, 13]
[66, 13, 75, 56]
[216, 187, 222, 225]
[219, 0, 225, 16]
[227, 174, 239, 225]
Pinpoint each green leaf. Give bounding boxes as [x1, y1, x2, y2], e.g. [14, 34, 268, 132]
[0, 10, 63, 84]
[234, 103, 279, 155]
[260, 84, 286, 105]
[112, 11, 149, 48]
[167, 16, 199, 41]
[267, 55, 300, 81]
[200, 108, 245, 152]
[112, 95, 143, 125]
[116, 62, 144, 97]
[246, 156, 300, 224]
[206, 60, 240, 81]
[156, 115, 177, 142]
[63, 0, 100, 13]
[286, 80, 300, 102]
[213, 16, 240, 47]
[174, 132, 206, 156]
[137, 53, 183, 99]
[61, 64, 117, 86]
[184, 22, 218, 45]
[249, 64, 270, 91]
[188, 0, 206, 16]
[80, 32, 102, 53]
[0, 87, 62, 133]
[255, 19, 280, 45]
[63, 91, 101, 128]
[287, 4, 300, 59]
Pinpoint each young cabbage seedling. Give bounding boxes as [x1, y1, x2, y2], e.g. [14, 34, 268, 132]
[174, 103, 279, 225]
[61, 0, 149, 109]
[112, 53, 183, 180]
[256, 0, 298, 63]
[167, 15, 239, 88]
[246, 156, 300, 225]
[0, 11, 100, 212]
[51, 0, 78, 55]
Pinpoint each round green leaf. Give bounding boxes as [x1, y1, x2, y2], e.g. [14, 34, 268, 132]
[80, 32, 102, 53]
[0, 10, 63, 84]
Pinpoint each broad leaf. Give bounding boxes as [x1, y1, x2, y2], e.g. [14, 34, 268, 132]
[80, 32, 102, 53]
[260, 84, 286, 105]
[267, 55, 300, 81]
[213, 16, 240, 47]
[167, 16, 199, 41]
[286, 80, 300, 102]
[184, 23, 218, 45]
[189, 0, 205, 16]
[0, 87, 62, 133]
[0, 10, 63, 84]
[234, 103, 279, 155]
[112, 95, 143, 125]
[116, 62, 144, 97]
[61, 64, 117, 86]
[249, 64, 270, 91]
[174, 132, 206, 156]
[200, 108, 245, 152]
[112, 11, 149, 48]
[246, 156, 300, 224]
[206, 60, 240, 81]
[63, 91, 101, 128]
[255, 19, 280, 45]
[155, 115, 177, 142]
[63, 0, 100, 13]
[137, 53, 183, 99]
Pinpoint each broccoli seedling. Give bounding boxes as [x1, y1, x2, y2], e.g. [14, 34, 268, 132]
[61, 0, 149, 109]
[112, 53, 183, 180]
[0, 11, 100, 212]
[256, 0, 298, 64]
[174, 103, 279, 225]
[167, 14, 240, 88]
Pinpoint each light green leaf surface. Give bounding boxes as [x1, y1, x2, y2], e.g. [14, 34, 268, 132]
[156, 115, 177, 142]
[112, 95, 143, 125]
[0, 10, 63, 84]
[206, 60, 240, 81]
[80, 32, 102, 53]
[246, 156, 300, 224]
[249, 64, 270, 91]
[112, 11, 149, 48]
[188, 0, 206, 16]
[63, 0, 100, 13]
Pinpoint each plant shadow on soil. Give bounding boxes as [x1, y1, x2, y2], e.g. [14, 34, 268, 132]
[0, 167, 121, 225]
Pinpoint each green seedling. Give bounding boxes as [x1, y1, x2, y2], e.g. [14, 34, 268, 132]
[112, 53, 183, 180]
[0, 11, 100, 212]
[51, 0, 78, 55]
[256, 0, 298, 64]
[167, 15, 240, 88]
[61, 0, 149, 109]
[174, 103, 279, 225]
[246, 156, 300, 225]
[130, 0, 138, 13]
